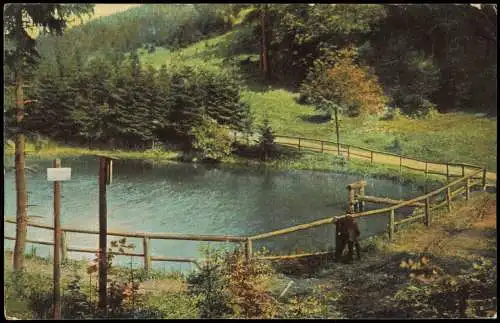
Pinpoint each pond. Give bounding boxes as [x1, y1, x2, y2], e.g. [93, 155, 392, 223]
[4, 156, 432, 271]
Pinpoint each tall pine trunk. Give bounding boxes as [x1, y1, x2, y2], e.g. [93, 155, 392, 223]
[13, 60, 28, 272]
[260, 5, 270, 79]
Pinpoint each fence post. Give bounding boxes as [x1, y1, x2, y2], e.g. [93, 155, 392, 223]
[298, 138, 301, 151]
[359, 184, 365, 212]
[389, 209, 395, 241]
[60, 231, 68, 263]
[462, 165, 465, 178]
[53, 158, 62, 320]
[399, 155, 402, 173]
[143, 236, 152, 274]
[321, 141, 324, 153]
[347, 145, 350, 161]
[465, 178, 470, 201]
[370, 151, 373, 164]
[425, 161, 428, 175]
[446, 163, 449, 182]
[446, 187, 452, 212]
[424, 197, 431, 227]
[245, 238, 253, 262]
[482, 167, 487, 191]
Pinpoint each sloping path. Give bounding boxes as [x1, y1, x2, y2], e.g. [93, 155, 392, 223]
[275, 136, 497, 182]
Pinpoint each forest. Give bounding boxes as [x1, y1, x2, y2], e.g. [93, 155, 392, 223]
[4, 4, 497, 152]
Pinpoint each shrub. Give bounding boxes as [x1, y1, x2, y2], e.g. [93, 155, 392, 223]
[388, 256, 497, 318]
[190, 116, 234, 162]
[224, 250, 278, 319]
[259, 118, 276, 161]
[397, 95, 439, 119]
[186, 246, 232, 318]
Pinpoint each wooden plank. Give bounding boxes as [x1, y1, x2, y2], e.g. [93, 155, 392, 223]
[357, 195, 425, 207]
[150, 256, 198, 263]
[250, 217, 334, 240]
[451, 186, 466, 198]
[402, 165, 425, 172]
[424, 197, 431, 227]
[394, 214, 426, 226]
[389, 209, 395, 241]
[257, 251, 330, 261]
[446, 187, 452, 212]
[143, 237, 152, 273]
[3, 218, 246, 242]
[4, 236, 54, 246]
[430, 199, 448, 211]
[245, 238, 253, 261]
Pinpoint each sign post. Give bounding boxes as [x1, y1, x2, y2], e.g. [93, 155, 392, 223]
[96, 155, 117, 316]
[47, 159, 71, 320]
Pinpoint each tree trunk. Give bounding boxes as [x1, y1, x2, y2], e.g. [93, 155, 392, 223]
[261, 5, 270, 78]
[13, 61, 28, 272]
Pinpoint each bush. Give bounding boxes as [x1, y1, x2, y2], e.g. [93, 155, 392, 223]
[187, 246, 278, 319]
[190, 116, 234, 162]
[259, 118, 276, 161]
[386, 256, 497, 318]
[186, 246, 232, 318]
[397, 95, 439, 119]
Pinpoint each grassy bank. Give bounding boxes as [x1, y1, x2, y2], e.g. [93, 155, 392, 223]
[5, 140, 444, 188]
[136, 28, 497, 171]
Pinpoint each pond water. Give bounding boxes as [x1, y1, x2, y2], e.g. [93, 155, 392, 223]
[4, 156, 431, 271]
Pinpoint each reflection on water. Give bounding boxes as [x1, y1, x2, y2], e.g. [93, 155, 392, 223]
[4, 156, 428, 271]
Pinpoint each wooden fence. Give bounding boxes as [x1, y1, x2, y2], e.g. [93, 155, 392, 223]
[4, 167, 489, 269]
[271, 134, 488, 182]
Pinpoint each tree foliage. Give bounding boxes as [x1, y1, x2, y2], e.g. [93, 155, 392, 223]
[300, 47, 387, 117]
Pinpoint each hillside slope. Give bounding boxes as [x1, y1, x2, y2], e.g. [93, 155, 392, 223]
[136, 28, 497, 171]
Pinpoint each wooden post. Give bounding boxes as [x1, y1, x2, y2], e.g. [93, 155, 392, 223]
[461, 165, 465, 178]
[298, 138, 301, 151]
[399, 155, 402, 173]
[446, 163, 449, 183]
[98, 157, 108, 314]
[425, 161, 428, 175]
[370, 151, 373, 164]
[347, 186, 355, 213]
[389, 209, 395, 241]
[359, 185, 365, 212]
[334, 105, 340, 156]
[53, 159, 62, 320]
[143, 237, 152, 274]
[106, 160, 113, 185]
[321, 141, 324, 153]
[245, 238, 252, 262]
[60, 231, 68, 264]
[465, 178, 470, 201]
[424, 197, 431, 227]
[347, 145, 350, 161]
[482, 167, 487, 191]
[446, 187, 452, 212]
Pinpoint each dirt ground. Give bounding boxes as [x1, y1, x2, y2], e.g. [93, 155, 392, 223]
[269, 192, 497, 318]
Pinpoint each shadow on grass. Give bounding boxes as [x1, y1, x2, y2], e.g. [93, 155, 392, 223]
[300, 114, 332, 124]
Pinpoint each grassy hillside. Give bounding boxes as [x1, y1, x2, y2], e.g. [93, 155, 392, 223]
[136, 28, 497, 171]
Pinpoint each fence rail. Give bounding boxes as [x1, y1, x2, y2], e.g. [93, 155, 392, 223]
[5, 132, 494, 270]
[268, 134, 491, 182]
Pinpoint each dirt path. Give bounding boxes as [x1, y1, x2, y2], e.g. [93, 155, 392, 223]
[271, 193, 497, 318]
[275, 137, 497, 182]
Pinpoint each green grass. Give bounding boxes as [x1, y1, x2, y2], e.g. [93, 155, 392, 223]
[136, 28, 497, 172]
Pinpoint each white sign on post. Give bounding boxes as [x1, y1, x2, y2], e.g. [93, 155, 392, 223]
[47, 168, 72, 181]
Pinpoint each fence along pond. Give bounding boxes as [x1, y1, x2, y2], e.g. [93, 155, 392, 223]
[3, 135, 492, 271]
